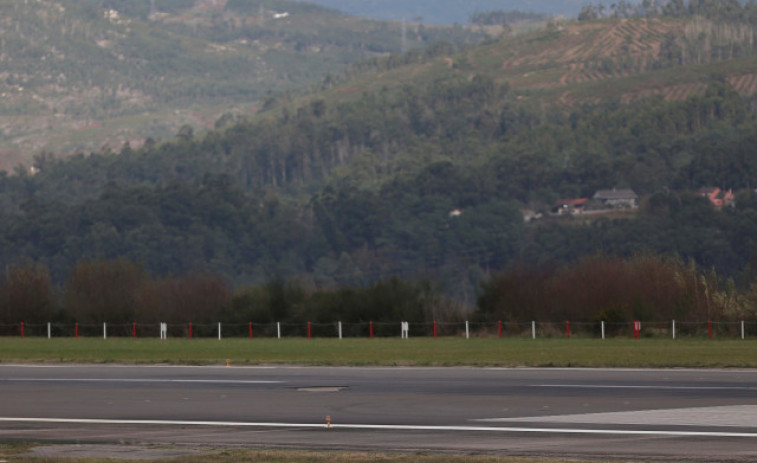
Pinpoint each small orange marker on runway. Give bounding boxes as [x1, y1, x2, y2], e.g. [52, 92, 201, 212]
[226, 359, 231, 367]
[326, 416, 332, 429]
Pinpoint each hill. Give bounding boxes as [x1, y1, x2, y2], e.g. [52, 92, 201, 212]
[0, 0, 484, 170]
[314, 16, 757, 111]
[2, 9, 757, 303]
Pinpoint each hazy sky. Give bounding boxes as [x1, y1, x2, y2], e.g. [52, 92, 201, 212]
[304, 0, 585, 24]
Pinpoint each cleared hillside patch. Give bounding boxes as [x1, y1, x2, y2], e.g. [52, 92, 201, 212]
[730, 73, 757, 94]
[500, 19, 683, 91]
[305, 16, 757, 119]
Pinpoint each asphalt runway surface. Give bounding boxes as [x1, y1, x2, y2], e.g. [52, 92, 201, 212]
[2, 365, 757, 461]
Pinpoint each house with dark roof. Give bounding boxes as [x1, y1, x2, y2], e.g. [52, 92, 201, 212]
[592, 189, 638, 209]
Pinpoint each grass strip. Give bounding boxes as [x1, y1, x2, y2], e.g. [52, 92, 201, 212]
[0, 337, 756, 368]
[0, 445, 658, 462]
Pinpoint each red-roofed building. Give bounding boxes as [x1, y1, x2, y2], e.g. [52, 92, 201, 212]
[698, 187, 735, 208]
[555, 198, 589, 215]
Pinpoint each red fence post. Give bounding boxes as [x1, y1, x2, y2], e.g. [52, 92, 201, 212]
[434, 321, 438, 339]
[75, 323, 79, 339]
[498, 321, 502, 338]
[20, 322, 24, 338]
[370, 321, 374, 339]
[132, 323, 136, 338]
[249, 322, 253, 339]
[708, 321, 712, 339]
[566, 321, 571, 339]
[307, 322, 311, 339]
[189, 322, 193, 340]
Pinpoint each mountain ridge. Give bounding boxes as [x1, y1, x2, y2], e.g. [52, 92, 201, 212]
[7, 3, 755, 173]
[0, 0, 484, 170]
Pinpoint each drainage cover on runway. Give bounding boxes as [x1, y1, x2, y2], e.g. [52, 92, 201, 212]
[296, 386, 348, 392]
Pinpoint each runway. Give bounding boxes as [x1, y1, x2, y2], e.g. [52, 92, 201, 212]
[1, 365, 757, 460]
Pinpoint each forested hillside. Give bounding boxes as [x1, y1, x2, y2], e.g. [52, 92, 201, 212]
[2, 1, 757, 321]
[0, 0, 483, 168]
[4, 76, 756, 293]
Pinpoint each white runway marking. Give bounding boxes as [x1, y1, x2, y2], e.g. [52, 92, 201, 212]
[4, 379, 281, 384]
[478, 405, 757, 428]
[0, 417, 757, 438]
[533, 384, 757, 391]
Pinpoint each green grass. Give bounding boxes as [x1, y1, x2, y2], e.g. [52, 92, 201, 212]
[1, 337, 756, 368]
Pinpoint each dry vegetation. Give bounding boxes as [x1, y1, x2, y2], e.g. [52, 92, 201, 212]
[0, 445, 650, 463]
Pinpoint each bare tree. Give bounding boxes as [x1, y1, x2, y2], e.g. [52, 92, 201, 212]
[64, 259, 147, 323]
[1, 263, 55, 323]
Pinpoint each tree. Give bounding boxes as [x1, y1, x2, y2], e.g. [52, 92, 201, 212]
[578, 5, 600, 21]
[177, 124, 194, 142]
[64, 259, 147, 324]
[137, 272, 231, 323]
[0, 263, 55, 323]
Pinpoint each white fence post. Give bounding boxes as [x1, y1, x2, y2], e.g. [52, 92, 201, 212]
[742, 320, 745, 340]
[103, 322, 107, 340]
[218, 322, 222, 340]
[601, 321, 605, 340]
[338, 321, 343, 340]
[277, 322, 281, 339]
[47, 322, 51, 339]
[465, 321, 469, 339]
[672, 320, 676, 340]
[532, 321, 536, 340]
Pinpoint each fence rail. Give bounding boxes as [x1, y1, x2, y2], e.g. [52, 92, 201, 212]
[1, 320, 756, 340]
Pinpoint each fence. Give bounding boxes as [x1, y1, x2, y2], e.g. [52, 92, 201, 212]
[1, 320, 756, 340]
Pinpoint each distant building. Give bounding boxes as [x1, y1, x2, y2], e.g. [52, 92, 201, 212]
[698, 187, 735, 208]
[522, 209, 543, 222]
[554, 198, 589, 215]
[592, 189, 638, 209]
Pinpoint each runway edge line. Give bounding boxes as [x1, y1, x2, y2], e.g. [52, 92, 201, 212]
[1, 418, 757, 438]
